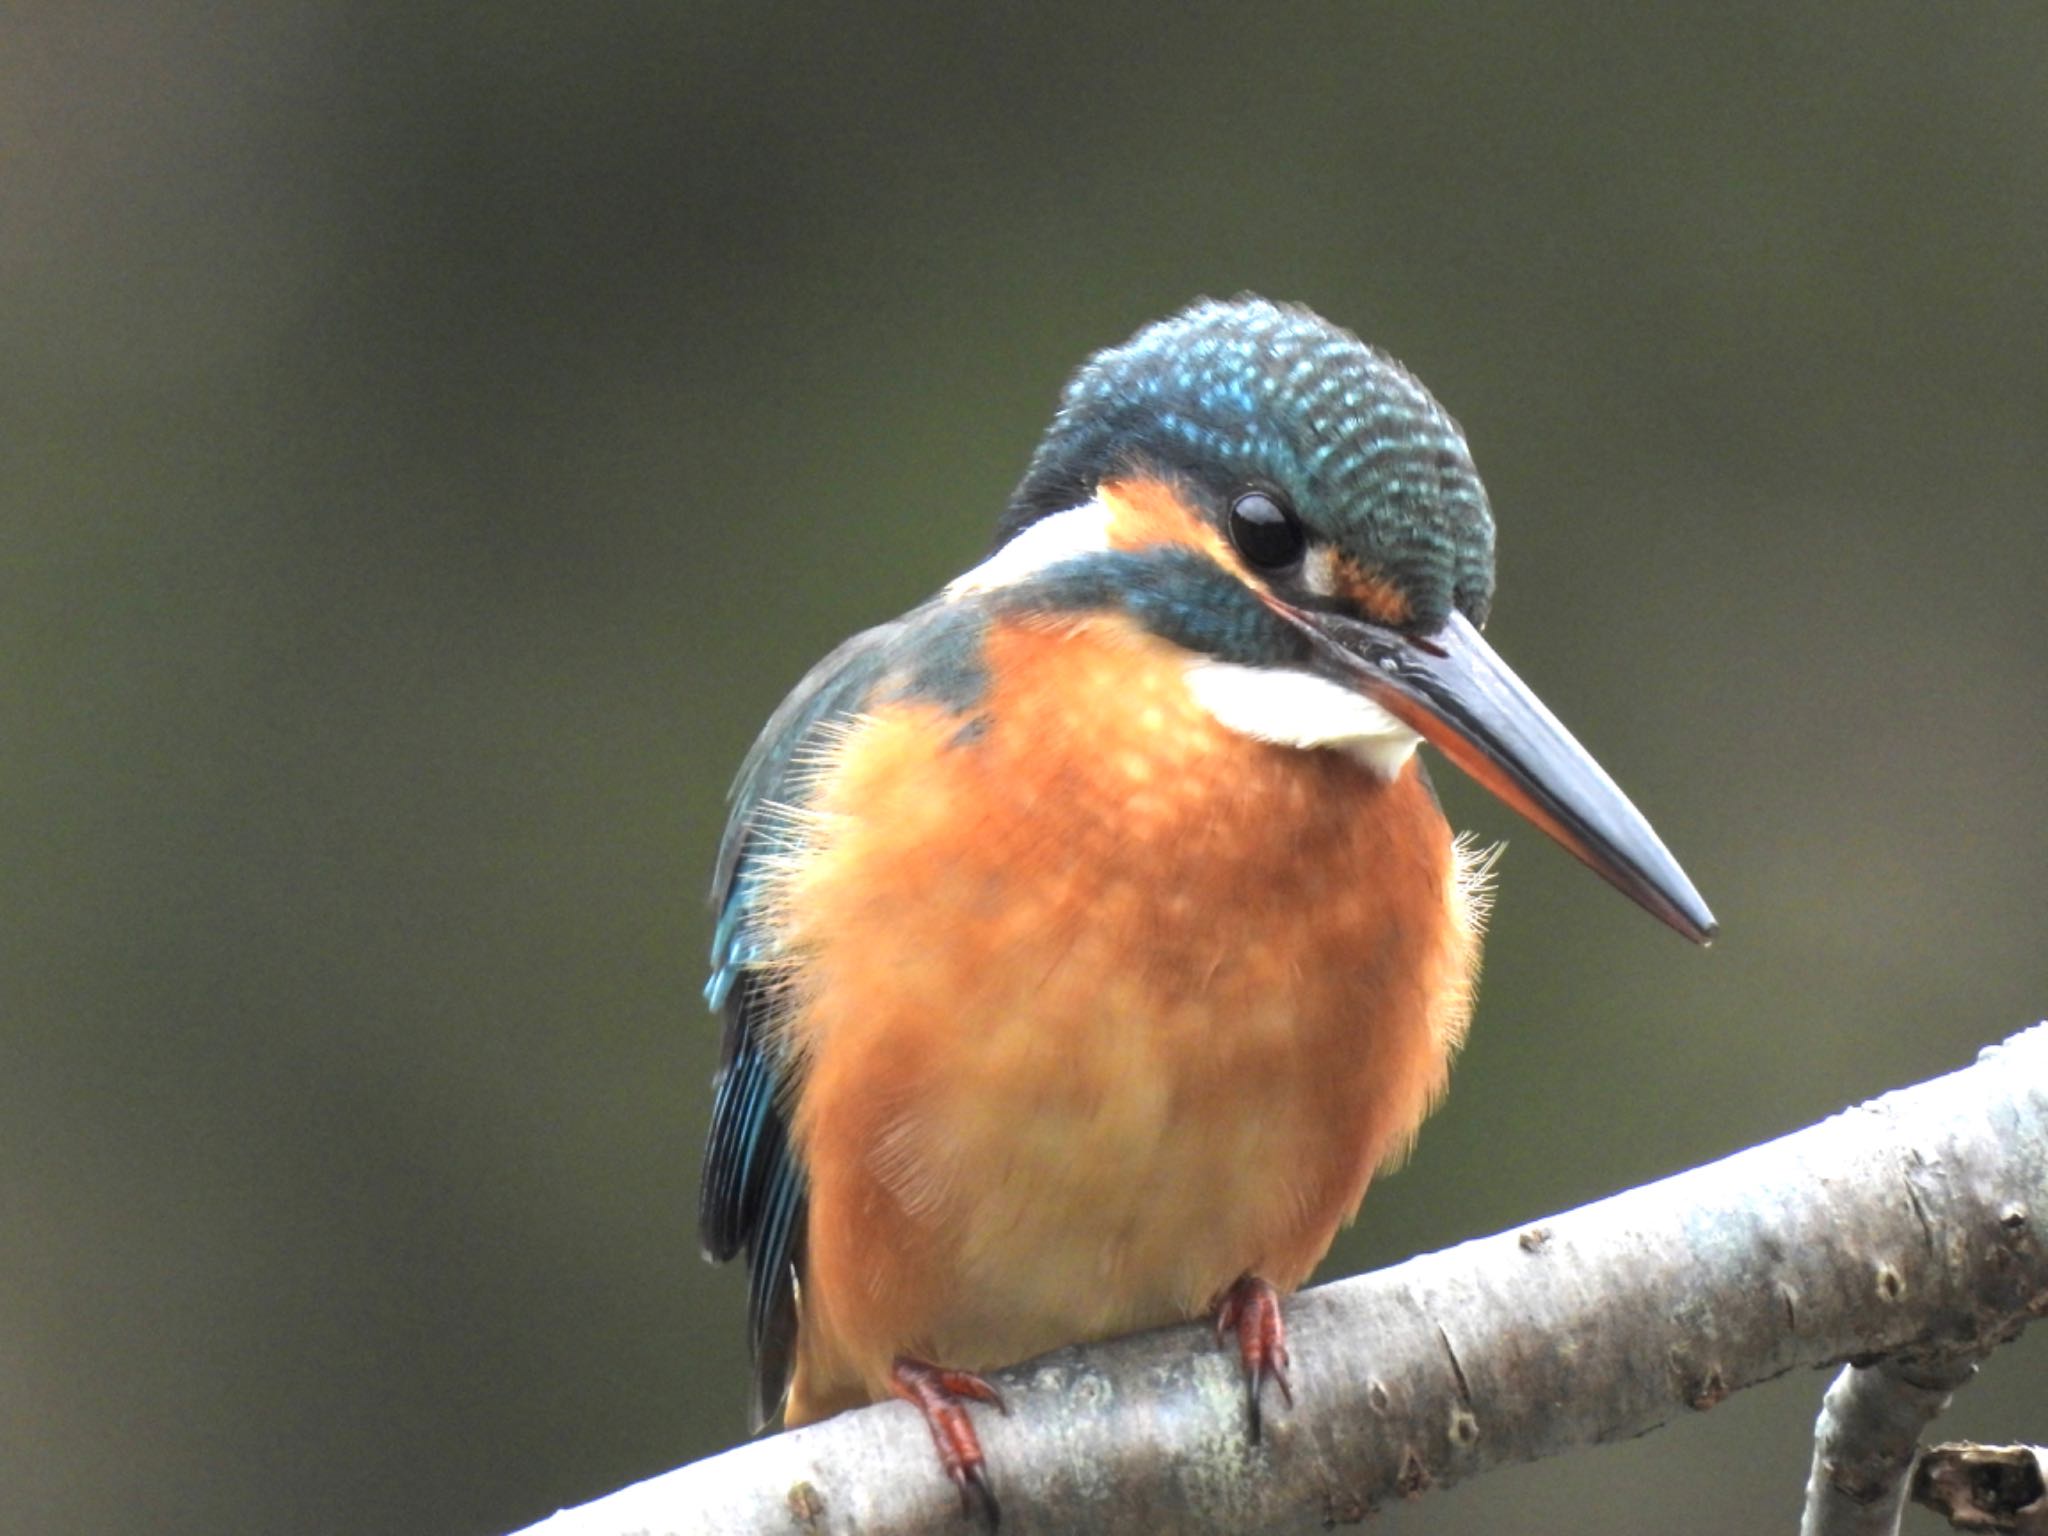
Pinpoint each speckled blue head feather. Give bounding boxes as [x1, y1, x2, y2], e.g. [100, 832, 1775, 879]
[1003, 296, 1497, 629]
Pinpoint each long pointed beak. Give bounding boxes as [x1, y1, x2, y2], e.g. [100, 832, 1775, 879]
[1283, 606, 1716, 944]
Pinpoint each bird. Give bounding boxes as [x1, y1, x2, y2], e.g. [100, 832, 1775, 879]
[698, 295, 1714, 1523]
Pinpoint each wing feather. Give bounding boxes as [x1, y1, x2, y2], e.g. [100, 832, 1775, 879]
[698, 620, 909, 1427]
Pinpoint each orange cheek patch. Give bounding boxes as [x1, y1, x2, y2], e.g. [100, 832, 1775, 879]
[1331, 556, 1412, 626]
[1098, 477, 1244, 575]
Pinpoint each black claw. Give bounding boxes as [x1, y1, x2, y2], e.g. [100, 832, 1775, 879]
[1245, 1357, 1294, 1443]
[957, 1463, 1001, 1531]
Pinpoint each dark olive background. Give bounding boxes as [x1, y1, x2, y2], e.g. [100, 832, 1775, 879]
[8, 7, 2046, 1534]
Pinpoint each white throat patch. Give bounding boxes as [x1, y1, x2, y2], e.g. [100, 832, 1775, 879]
[1183, 660, 1421, 779]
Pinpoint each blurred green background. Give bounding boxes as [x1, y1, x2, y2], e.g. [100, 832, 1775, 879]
[7, 6, 2045, 1533]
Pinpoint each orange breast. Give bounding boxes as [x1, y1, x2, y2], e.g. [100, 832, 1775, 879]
[770, 612, 1482, 1421]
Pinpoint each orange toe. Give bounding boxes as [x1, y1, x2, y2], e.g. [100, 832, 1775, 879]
[890, 1356, 1007, 1527]
[1213, 1273, 1294, 1442]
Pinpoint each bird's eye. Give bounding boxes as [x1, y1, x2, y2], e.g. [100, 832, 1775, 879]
[1228, 490, 1305, 570]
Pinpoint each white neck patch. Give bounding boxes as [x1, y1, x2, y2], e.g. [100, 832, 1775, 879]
[1183, 660, 1421, 779]
[946, 498, 1115, 597]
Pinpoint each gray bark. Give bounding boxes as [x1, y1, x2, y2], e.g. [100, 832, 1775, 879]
[514, 1024, 2048, 1536]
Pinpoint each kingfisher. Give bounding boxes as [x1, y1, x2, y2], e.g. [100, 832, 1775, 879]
[699, 296, 1714, 1522]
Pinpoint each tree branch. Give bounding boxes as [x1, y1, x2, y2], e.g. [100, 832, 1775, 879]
[1800, 1353, 1979, 1536]
[516, 1025, 2048, 1536]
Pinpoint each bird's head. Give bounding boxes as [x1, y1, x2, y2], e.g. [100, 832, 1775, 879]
[1002, 294, 1495, 633]
[959, 296, 1713, 943]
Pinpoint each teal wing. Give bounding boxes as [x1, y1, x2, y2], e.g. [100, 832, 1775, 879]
[699, 622, 907, 1430]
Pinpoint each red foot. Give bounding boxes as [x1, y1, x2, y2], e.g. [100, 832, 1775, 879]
[1213, 1273, 1294, 1441]
[889, 1356, 1009, 1528]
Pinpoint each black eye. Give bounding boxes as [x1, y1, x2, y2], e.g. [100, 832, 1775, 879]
[1228, 490, 1305, 570]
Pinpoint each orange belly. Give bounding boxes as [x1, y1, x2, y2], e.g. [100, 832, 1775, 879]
[768, 613, 1484, 1422]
